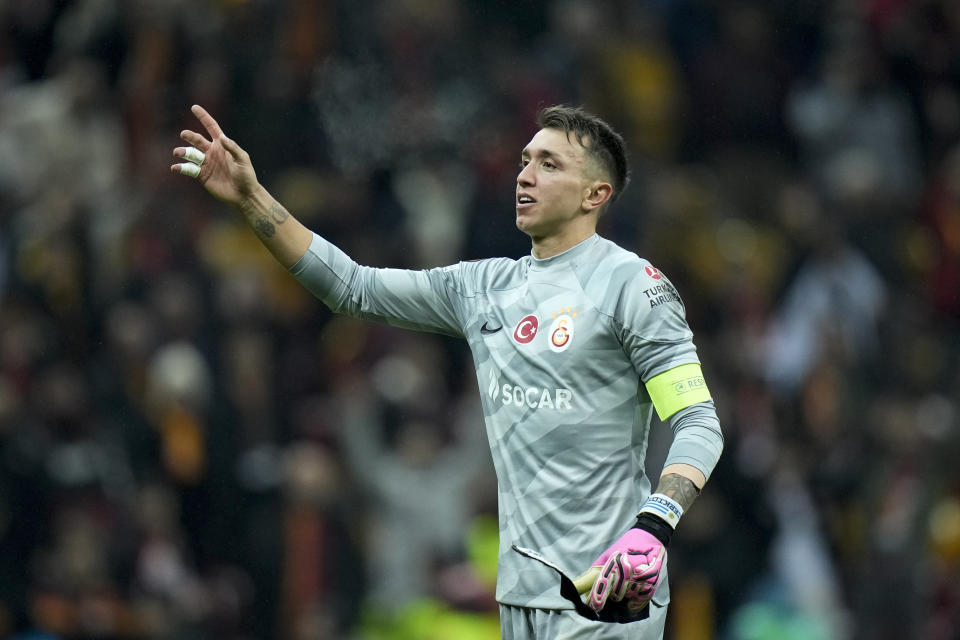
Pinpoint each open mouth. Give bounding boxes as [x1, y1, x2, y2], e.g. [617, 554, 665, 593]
[517, 193, 537, 208]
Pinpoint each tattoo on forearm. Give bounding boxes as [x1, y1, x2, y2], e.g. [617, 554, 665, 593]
[268, 203, 290, 224]
[250, 204, 289, 239]
[253, 218, 275, 237]
[656, 474, 701, 512]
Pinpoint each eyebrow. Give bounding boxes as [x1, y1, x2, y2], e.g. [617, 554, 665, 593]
[521, 148, 564, 162]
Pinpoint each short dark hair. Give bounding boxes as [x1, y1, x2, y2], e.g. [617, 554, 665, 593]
[536, 105, 630, 204]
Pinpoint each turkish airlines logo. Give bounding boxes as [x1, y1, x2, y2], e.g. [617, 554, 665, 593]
[645, 265, 662, 280]
[513, 314, 539, 344]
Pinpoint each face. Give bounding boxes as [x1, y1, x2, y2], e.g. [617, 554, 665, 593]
[516, 128, 603, 240]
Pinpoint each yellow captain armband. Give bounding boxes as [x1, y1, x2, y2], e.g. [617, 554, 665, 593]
[645, 363, 712, 420]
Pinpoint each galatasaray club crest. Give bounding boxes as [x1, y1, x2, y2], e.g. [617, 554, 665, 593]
[548, 308, 576, 353]
[513, 314, 539, 344]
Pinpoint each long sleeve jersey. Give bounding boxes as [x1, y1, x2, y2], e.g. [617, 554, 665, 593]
[289, 232, 723, 609]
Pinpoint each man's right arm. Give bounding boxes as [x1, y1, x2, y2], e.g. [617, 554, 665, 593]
[171, 104, 312, 268]
[172, 105, 466, 336]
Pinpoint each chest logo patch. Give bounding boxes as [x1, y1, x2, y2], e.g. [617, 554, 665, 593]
[513, 314, 539, 344]
[548, 308, 577, 353]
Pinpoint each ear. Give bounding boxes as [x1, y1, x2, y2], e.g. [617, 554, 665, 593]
[582, 181, 613, 213]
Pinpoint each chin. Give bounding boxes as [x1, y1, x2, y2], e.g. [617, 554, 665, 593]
[515, 216, 535, 237]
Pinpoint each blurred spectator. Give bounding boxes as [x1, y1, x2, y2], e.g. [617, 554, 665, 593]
[787, 27, 922, 213]
[763, 218, 887, 394]
[334, 344, 493, 612]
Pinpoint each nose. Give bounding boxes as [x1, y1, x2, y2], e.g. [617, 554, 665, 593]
[517, 162, 535, 187]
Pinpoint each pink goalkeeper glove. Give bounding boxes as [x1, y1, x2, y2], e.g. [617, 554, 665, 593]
[585, 527, 666, 613]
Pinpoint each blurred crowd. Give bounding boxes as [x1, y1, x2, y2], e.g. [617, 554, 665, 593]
[1, 0, 959, 639]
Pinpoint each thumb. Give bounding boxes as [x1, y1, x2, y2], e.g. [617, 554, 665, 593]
[220, 135, 244, 160]
[573, 566, 602, 595]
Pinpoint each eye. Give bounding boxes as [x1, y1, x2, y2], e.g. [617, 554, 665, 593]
[519, 159, 529, 168]
[542, 161, 556, 170]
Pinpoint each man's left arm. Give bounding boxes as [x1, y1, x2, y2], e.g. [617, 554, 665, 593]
[628, 398, 723, 550]
[576, 264, 724, 614]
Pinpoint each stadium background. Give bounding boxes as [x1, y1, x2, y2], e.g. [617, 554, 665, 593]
[1, 0, 959, 638]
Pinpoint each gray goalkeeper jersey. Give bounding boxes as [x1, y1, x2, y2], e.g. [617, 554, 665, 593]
[290, 232, 722, 610]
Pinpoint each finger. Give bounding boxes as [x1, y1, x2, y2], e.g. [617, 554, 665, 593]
[172, 163, 201, 178]
[588, 554, 624, 611]
[182, 146, 205, 165]
[630, 546, 665, 580]
[625, 579, 655, 598]
[573, 566, 601, 595]
[191, 104, 224, 140]
[172, 146, 205, 166]
[632, 566, 660, 583]
[587, 573, 610, 612]
[220, 134, 244, 161]
[180, 129, 210, 151]
[608, 553, 631, 601]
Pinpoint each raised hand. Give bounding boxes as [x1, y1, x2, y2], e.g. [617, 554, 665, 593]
[171, 105, 261, 207]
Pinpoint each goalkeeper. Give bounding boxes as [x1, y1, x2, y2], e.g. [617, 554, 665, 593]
[172, 104, 723, 639]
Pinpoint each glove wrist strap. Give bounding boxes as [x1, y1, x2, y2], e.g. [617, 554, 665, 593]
[634, 493, 684, 548]
[634, 513, 673, 548]
[637, 493, 684, 528]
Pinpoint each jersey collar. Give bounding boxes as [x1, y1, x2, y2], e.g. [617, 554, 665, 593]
[528, 234, 600, 271]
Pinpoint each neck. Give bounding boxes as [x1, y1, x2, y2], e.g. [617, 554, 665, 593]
[530, 225, 596, 259]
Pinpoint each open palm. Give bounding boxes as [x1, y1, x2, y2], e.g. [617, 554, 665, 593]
[171, 105, 259, 206]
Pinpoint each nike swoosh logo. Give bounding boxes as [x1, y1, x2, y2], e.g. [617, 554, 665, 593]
[480, 321, 503, 335]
